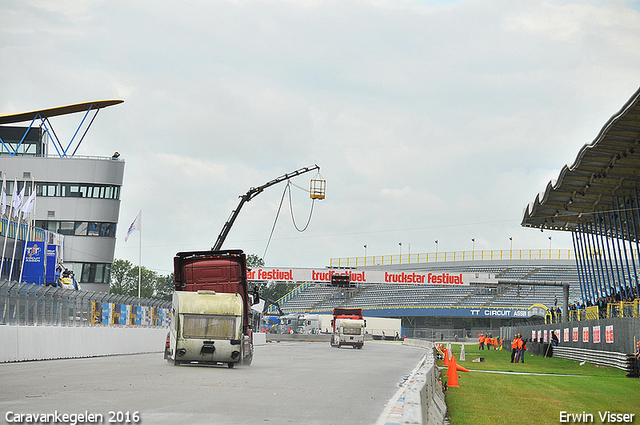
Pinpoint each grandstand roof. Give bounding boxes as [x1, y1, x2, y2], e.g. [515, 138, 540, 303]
[522, 86, 640, 233]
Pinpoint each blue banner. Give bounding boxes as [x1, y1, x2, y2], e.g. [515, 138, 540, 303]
[22, 241, 45, 285]
[363, 305, 547, 318]
[45, 245, 58, 285]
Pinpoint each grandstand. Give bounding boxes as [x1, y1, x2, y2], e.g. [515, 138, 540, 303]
[271, 259, 581, 337]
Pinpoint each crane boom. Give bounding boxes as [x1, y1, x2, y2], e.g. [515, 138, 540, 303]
[212, 164, 321, 251]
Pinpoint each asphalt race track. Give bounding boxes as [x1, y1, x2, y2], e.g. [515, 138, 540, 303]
[0, 341, 426, 425]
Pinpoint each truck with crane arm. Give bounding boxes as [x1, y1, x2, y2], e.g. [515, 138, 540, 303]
[165, 165, 324, 367]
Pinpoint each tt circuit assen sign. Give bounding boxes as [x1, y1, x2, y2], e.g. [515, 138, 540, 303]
[246, 268, 495, 286]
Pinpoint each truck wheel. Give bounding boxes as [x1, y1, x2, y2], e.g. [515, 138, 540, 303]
[357, 345, 363, 349]
[243, 342, 254, 365]
[173, 360, 181, 366]
[163, 332, 170, 359]
[228, 362, 235, 369]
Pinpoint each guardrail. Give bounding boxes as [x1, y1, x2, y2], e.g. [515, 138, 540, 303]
[552, 346, 635, 373]
[330, 249, 573, 267]
[0, 280, 170, 327]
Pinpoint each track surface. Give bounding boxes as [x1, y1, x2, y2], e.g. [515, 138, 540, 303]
[1, 341, 425, 425]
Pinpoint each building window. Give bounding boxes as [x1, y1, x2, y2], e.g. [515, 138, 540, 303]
[77, 262, 111, 284]
[74, 222, 88, 236]
[35, 220, 117, 237]
[41, 182, 120, 200]
[59, 221, 74, 235]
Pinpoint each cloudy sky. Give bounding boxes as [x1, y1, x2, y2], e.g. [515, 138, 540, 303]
[1, 0, 639, 276]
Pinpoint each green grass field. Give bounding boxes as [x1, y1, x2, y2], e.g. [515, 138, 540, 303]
[440, 342, 640, 425]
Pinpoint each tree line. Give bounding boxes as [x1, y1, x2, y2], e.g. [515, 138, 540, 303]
[109, 254, 297, 303]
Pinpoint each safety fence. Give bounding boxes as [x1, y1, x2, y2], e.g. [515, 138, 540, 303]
[330, 248, 573, 267]
[504, 316, 640, 356]
[0, 280, 171, 327]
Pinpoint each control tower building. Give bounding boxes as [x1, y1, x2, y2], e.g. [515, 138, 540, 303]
[0, 100, 124, 292]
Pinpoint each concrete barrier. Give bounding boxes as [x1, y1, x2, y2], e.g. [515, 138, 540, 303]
[0, 325, 168, 362]
[253, 332, 267, 346]
[376, 339, 446, 425]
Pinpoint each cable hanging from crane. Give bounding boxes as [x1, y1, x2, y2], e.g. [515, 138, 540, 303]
[263, 180, 317, 260]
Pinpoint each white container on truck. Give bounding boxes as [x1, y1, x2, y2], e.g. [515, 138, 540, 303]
[168, 290, 245, 368]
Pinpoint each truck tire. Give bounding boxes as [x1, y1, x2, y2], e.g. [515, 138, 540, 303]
[228, 362, 235, 368]
[173, 360, 181, 366]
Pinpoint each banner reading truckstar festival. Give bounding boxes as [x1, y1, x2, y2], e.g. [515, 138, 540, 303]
[246, 267, 495, 285]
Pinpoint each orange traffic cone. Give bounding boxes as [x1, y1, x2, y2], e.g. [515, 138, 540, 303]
[447, 355, 459, 387]
[456, 363, 471, 373]
[443, 348, 450, 366]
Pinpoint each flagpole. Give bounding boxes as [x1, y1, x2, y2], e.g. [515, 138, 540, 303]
[9, 179, 25, 282]
[18, 178, 35, 285]
[138, 210, 142, 298]
[0, 173, 8, 278]
[9, 211, 21, 282]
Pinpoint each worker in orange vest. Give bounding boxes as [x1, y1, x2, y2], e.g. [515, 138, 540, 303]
[478, 333, 485, 350]
[518, 336, 526, 363]
[511, 334, 520, 363]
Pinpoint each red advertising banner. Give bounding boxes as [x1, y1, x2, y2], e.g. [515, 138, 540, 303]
[593, 326, 601, 344]
[563, 328, 569, 342]
[246, 268, 496, 285]
[582, 327, 589, 343]
[605, 325, 614, 343]
[572, 327, 579, 342]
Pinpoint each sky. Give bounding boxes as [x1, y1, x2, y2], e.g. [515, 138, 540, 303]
[1, 0, 639, 276]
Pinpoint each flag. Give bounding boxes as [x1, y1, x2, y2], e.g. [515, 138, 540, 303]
[12, 179, 25, 218]
[21, 189, 36, 215]
[125, 211, 141, 241]
[1, 174, 6, 216]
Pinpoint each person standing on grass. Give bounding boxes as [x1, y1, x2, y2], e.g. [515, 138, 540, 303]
[511, 334, 520, 363]
[479, 333, 485, 350]
[518, 337, 526, 363]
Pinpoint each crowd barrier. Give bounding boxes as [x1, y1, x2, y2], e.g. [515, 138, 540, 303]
[331, 249, 573, 267]
[548, 300, 640, 324]
[0, 280, 171, 327]
[377, 339, 446, 425]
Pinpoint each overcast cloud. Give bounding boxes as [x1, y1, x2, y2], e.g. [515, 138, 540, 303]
[1, 0, 639, 275]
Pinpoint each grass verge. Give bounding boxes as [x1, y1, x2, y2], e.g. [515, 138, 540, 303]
[440, 342, 639, 425]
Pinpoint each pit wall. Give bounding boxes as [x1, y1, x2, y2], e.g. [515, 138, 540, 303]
[0, 325, 169, 362]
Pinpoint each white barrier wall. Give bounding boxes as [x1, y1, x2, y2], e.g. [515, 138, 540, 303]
[0, 325, 168, 362]
[376, 339, 447, 425]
